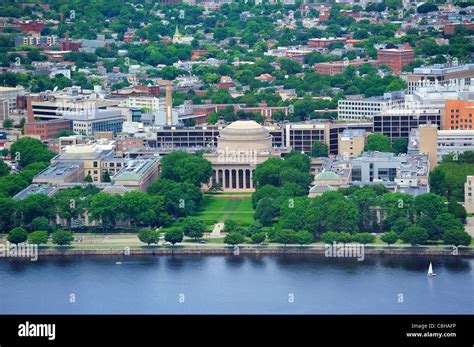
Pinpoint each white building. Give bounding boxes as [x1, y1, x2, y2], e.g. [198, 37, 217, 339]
[126, 96, 166, 111]
[64, 109, 124, 136]
[0, 86, 25, 110]
[465, 176, 474, 214]
[338, 91, 405, 121]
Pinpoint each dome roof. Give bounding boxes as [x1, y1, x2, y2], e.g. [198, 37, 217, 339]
[225, 120, 263, 130]
[217, 120, 272, 152]
[315, 171, 341, 180]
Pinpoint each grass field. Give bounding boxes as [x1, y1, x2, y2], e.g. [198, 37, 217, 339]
[195, 196, 255, 223]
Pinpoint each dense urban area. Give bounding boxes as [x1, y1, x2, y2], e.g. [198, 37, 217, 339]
[0, 0, 473, 252]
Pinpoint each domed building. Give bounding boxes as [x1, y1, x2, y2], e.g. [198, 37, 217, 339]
[204, 120, 284, 192]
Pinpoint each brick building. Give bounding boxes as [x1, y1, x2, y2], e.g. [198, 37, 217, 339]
[444, 23, 474, 36]
[377, 47, 415, 74]
[307, 37, 347, 48]
[315, 59, 379, 75]
[24, 119, 72, 140]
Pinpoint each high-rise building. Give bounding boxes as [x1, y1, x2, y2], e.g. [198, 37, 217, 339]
[377, 47, 415, 74]
[444, 100, 474, 130]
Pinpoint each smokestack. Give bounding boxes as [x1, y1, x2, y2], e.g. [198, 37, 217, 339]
[165, 84, 173, 126]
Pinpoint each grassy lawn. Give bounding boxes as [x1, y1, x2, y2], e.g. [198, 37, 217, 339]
[195, 196, 255, 223]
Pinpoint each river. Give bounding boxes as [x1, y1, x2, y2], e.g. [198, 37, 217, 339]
[0, 255, 472, 314]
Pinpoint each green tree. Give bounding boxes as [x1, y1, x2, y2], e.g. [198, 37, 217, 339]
[138, 229, 159, 245]
[442, 228, 471, 247]
[352, 232, 376, 244]
[52, 230, 74, 246]
[251, 232, 266, 244]
[364, 134, 393, 153]
[84, 175, 93, 183]
[321, 231, 339, 244]
[400, 226, 428, 246]
[0, 160, 9, 177]
[165, 227, 184, 246]
[0, 197, 17, 232]
[381, 231, 398, 246]
[7, 227, 28, 244]
[274, 229, 297, 247]
[121, 191, 155, 227]
[160, 151, 212, 187]
[28, 230, 49, 245]
[18, 194, 54, 227]
[2, 118, 13, 129]
[10, 137, 54, 167]
[413, 193, 447, 220]
[89, 193, 122, 231]
[327, 199, 359, 234]
[182, 218, 206, 240]
[224, 231, 245, 246]
[448, 200, 467, 223]
[255, 197, 280, 226]
[223, 220, 238, 233]
[30, 216, 53, 233]
[102, 170, 111, 182]
[294, 230, 313, 246]
[310, 141, 329, 157]
[336, 232, 353, 244]
[393, 138, 408, 154]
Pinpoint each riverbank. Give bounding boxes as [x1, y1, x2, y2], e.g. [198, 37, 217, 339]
[33, 246, 474, 257]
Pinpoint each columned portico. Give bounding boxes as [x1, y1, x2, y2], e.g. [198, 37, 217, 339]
[204, 120, 284, 192]
[210, 166, 255, 191]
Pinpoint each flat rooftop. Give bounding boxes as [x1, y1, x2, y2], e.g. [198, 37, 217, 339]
[13, 183, 58, 200]
[34, 161, 83, 180]
[113, 157, 158, 181]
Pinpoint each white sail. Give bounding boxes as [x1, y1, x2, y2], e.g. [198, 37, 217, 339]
[427, 262, 436, 276]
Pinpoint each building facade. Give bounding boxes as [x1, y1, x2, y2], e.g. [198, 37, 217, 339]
[24, 119, 72, 140]
[465, 176, 474, 214]
[338, 91, 405, 121]
[444, 99, 474, 130]
[377, 48, 415, 74]
[406, 63, 474, 94]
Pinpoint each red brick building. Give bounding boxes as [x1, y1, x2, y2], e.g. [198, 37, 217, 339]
[18, 20, 44, 33]
[444, 22, 474, 35]
[377, 47, 415, 74]
[24, 119, 72, 140]
[308, 37, 346, 48]
[191, 50, 208, 61]
[315, 59, 379, 75]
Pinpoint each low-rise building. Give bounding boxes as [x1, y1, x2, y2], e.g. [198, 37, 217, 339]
[0, 86, 25, 111]
[338, 129, 366, 158]
[315, 58, 379, 76]
[338, 91, 405, 122]
[112, 157, 160, 191]
[64, 109, 124, 136]
[24, 119, 72, 140]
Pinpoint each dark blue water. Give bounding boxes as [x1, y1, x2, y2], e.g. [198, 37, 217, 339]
[0, 255, 472, 314]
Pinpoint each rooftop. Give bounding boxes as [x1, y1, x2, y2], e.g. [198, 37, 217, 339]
[113, 157, 158, 181]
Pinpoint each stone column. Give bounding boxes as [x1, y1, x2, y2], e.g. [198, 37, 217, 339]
[223, 169, 227, 189]
[236, 168, 240, 190]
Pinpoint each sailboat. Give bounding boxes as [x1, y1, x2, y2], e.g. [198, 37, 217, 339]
[427, 262, 437, 276]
